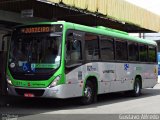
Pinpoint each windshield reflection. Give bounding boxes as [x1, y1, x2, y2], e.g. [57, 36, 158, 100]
[9, 34, 61, 74]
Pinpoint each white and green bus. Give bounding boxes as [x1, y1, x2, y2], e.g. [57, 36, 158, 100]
[7, 21, 158, 104]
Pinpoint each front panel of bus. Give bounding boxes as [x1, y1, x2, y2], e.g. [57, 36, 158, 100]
[7, 24, 67, 98]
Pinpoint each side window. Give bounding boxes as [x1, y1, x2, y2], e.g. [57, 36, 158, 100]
[139, 44, 148, 62]
[128, 42, 139, 61]
[66, 32, 82, 63]
[115, 40, 127, 61]
[85, 34, 100, 60]
[100, 36, 114, 60]
[148, 45, 157, 62]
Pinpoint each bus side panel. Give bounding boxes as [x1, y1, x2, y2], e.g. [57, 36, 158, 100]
[98, 62, 114, 94]
[65, 66, 85, 98]
[140, 64, 157, 88]
[110, 63, 157, 93]
[82, 62, 113, 95]
[66, 62, 113, 97]
[110, 63, 134, 93]
[65, 63, 157, 98]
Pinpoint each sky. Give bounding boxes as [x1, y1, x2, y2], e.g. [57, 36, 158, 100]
[125, 0, 160, 15]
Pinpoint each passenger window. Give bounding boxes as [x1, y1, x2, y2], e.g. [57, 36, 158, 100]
[85, 34, 100, 60]
[148, 46, 156, 62]
[100, 36, 114, 60]
[139, 44, 148, 62]
[115, 40, 127, 61]
[66, 33, 82, 63]
[128, 42, 139, 61]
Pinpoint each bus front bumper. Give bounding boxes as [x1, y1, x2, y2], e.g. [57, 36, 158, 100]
[7, 83, 82, 98]
[8, 84, 68, 98]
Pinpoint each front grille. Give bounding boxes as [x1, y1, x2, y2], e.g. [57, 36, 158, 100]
[15, 88, 45, 97]
[12, 74, 52, 80]
[9, 68, 56, 81]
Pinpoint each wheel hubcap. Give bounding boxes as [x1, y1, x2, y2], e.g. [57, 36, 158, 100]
[135, 82, 140, 94]
[84, 87, 92, 101]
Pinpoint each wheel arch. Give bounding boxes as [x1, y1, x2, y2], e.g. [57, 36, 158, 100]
[82, 75, 98, 96]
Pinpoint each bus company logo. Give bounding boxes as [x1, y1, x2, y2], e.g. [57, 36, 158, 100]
[103, 70, 114, 74]
[16, 81, 23, 86]
[154, 67, 157, 74]
[124, 64, 129, 71]
[10, 63, 15, 68]
[87, 66, 96, 71]
[28, 82, 31, 87]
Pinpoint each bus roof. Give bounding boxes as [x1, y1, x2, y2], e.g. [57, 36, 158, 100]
[16, 21, 157, 46]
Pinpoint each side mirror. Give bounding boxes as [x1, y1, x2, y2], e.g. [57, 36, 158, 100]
[1, 34, 11, 51]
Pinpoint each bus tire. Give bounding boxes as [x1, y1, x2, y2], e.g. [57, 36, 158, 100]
[81, 81, 95, 105]
[131, 78, 141, 97]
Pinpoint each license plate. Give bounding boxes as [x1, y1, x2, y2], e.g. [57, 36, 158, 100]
[24, 93, 35, 97]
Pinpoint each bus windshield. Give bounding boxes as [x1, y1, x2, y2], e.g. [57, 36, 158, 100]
[8, 33, 62, 74]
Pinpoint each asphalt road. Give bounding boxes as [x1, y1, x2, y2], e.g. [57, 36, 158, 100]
[1, 84, 160, 120]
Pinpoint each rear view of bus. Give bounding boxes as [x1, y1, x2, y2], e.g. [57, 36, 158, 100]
[7, 23, 65, 98]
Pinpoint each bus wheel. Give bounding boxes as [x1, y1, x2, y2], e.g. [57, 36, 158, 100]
[131, 78, 141, 97]
[81, 81, 95, 105]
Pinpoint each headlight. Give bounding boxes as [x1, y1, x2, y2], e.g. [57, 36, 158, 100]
[7, 75, 12, 85]
[49, 75, 61, 88]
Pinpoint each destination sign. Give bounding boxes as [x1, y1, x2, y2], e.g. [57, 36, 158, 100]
[19, 25, 63, 34]
[21, 27, 50, 33]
